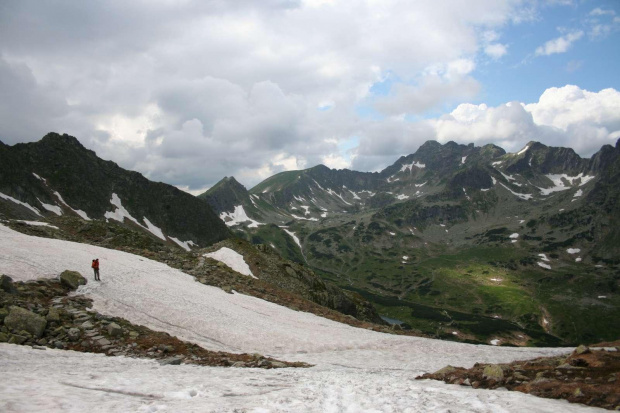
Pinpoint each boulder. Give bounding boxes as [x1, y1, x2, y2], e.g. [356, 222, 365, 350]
[46, 307, 61, 322]
[0, 332, 8, 342]
[4, 306, 47, 338]
[0, 308, 9, 323]
[433, 365, 457, 378]
[482, 364, 504, 381]
[67, 328, 81, 341]
[8, 334, 27, 344]
[0, 275, 17, 294]
[59, 270, 87, 290]
[574, 345, 590, 355]
[160, 356, 184, 365]
[108, 322, 123, 337]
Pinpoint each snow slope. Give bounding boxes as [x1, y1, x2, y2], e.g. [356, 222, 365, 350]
[0, 224, 598, 412]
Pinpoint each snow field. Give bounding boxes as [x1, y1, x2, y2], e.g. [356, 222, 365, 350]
[205, 247, 255, 278]
[0, 224, 596, 412]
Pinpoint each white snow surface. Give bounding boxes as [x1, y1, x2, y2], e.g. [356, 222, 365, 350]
[396, 194, 409, 200]
[281, 228, 302, 250]
[567, 248, 581, 255]
[509, 233, 519, 239]
[15, 220, 59, 229]
[537, 262, 552, 270]
[400, 160, 426, 172]
[499, 183, 533, 200]
[220, 205, 263, 228]
[0, 191, 42, 216]
[0, 224, 594, 413]
[205, 247, 256, 279]
[291, 213, 318, 222]
[104, 193, 166, 240]
[516, 144, 530, 156]
[37, 198, 63, 216]
[168, 236, 193, 252]
[538, 174, 596, 196]
[461, 156, 467, 164]
[53, 191, 91, 220]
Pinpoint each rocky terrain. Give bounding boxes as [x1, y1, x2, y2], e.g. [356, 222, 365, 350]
[418, 344, 620, 410]
[0, 272, 307, 369]
[202, 139, 620, 346]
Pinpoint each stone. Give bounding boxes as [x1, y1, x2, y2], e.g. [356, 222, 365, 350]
[97, 338, 111, 346]
[482, 364, 504, 381]
[31, 345, 47, 350]
[462, 378, 471, 386]
[54, 341, 64, 349]
[107, 322, 123, 337]
[433, 365, 457, 378]
[574, 345, 590, 355]
[0, 332, 8, 342]
[232, 361, 246, 367]
[573, 388, 584, 397]
[4, 306, 47, 338]
[81, 321, 95, 330]
[59, 270, 87, 290]
[160, 356, 184, 365]
[67, 328, 81, 341]
[0, 308, 9, 323]
[271, 361, 287, 368]
[9, 334, 27, 344]
[46, 307, 61, 322]
[0, 275, 17, 294]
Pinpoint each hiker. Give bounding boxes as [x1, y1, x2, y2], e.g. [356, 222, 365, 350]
[92, 258, 100, 281]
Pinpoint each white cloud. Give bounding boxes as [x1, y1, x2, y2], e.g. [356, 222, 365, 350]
[352, 85, 620, 171]
[590, 8, 616, 17]
[484, 43, 508, 59]
[535, 31, 583, 56]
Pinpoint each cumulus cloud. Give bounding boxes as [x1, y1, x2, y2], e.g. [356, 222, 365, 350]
[0, 1, 616, 190]
[484, 43, 508, 59]
[535, 31, 584, 56]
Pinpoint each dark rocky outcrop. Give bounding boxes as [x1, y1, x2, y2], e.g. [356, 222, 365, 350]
[0, 133, 230, 247]
[59, 270, 87, 290]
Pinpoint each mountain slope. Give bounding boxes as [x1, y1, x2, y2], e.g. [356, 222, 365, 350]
[206, 139, 620, 345]
[0, 133, 230, 248]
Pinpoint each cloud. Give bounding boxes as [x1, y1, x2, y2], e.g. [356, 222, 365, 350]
[535, 31, 583, 56]
[1, 1, 613, 190]
[484, 43, 508, 59]
[351, 85, 620, 172]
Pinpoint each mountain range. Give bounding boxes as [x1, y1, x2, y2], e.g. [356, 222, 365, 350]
[1, 132, 619, 346]
[201, 138, 620, 345]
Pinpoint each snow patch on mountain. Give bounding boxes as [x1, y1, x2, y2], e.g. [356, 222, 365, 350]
[400, 161, 426, 173]
[516, 144, 530, 156]
[15, 220, 59, 229]
[169, 236, 195, 252]
[0, 191, 42, 216]
[205, 247, 256, 278]
[537, 262, 552, 270]
[37, 198, 62, 216]
[291, 214, 318, 221]
[538, 174, 596, 196]
[220, 205, 262, 228]
[54, 191, 91, 220]
[498, 183, 533, 200]
[567, 248, 581, 254]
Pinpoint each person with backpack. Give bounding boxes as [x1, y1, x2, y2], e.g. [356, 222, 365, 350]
[92, 258, 100, 281]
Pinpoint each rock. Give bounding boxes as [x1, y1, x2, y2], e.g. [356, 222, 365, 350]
[433, 365, 457, 378]
[67, 328, 81, 341]
[160, 356, 184, 365]
[573, 388, 584, 397]
[232, 361, 246, 367]
[0, 332, 8, 342]
[574, 345, 590, 355]
[482, 364, 504, 381]
[54, 341, 64, 349]
[96, 338, 111, 346]
[514, 372, 529, 381]
[0, 308, 9, 323]
[46, 307, 61, 322]
[37, 338, 47, 346]
[462, 378, 471, 386]
[31, 345, 47, 350]
[107, 322, 123, 337]
[9, 334, 27, 344]
[4, 306, 47, 338]
[0, 275, 17, 294]
[59, 270, 87, 290]
[271, 361, 287, 368]
[81, 321, 95, 330]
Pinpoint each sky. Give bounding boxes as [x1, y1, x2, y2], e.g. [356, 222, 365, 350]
[1, 0, 619, 193]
